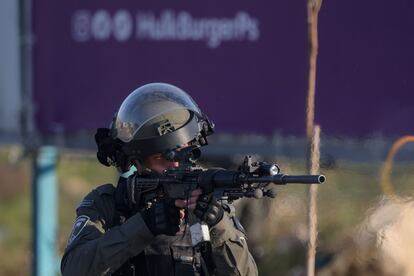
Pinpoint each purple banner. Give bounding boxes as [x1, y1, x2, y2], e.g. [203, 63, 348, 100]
[33, 1, 414, 137]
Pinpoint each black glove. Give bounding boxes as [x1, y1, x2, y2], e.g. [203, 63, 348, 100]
[141, 198, 180, 236]
[194, 194, 224, 227]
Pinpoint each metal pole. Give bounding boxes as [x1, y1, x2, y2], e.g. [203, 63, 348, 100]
[33, 146, 58, 276]
[19, 0, 36, 149]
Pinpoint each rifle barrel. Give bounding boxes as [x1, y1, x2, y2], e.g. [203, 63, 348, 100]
[247, 174, 325, 185]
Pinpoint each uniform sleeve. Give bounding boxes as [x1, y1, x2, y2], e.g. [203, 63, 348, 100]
[61, 210, 154, 276]
[209, 212, 258, 276]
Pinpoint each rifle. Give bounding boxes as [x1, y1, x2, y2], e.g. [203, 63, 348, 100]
[126, 146, 325, 245]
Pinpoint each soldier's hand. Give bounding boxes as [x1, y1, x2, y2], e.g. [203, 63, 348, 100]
[193, 191, 224, 227]
[141, 198, 182, 236]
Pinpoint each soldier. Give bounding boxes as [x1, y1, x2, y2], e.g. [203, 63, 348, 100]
[61, 83, 258, 276]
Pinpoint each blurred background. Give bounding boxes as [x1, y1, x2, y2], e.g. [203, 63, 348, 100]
[0, 0, 413, 275]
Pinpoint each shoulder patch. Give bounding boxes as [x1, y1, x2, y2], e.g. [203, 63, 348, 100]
[67, 215, 90, 246]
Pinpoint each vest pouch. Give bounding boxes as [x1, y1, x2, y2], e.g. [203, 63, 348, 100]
[170, 245, 201, 276]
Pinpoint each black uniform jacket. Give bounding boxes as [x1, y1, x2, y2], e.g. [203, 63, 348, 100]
[61, 181, 258, 276]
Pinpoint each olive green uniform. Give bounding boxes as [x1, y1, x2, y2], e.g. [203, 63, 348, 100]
[61, 182, 258, 276]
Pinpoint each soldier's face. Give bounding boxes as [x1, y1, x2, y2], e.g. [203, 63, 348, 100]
[143, 153, 179, 173]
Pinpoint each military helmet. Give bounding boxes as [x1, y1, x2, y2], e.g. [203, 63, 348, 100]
[95, 82, 214, 171]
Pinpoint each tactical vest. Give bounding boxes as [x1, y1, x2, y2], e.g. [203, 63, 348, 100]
[87, 180, 209, 276]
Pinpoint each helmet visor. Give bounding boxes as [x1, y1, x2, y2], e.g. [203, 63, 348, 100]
[113, 83, 202, 142]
